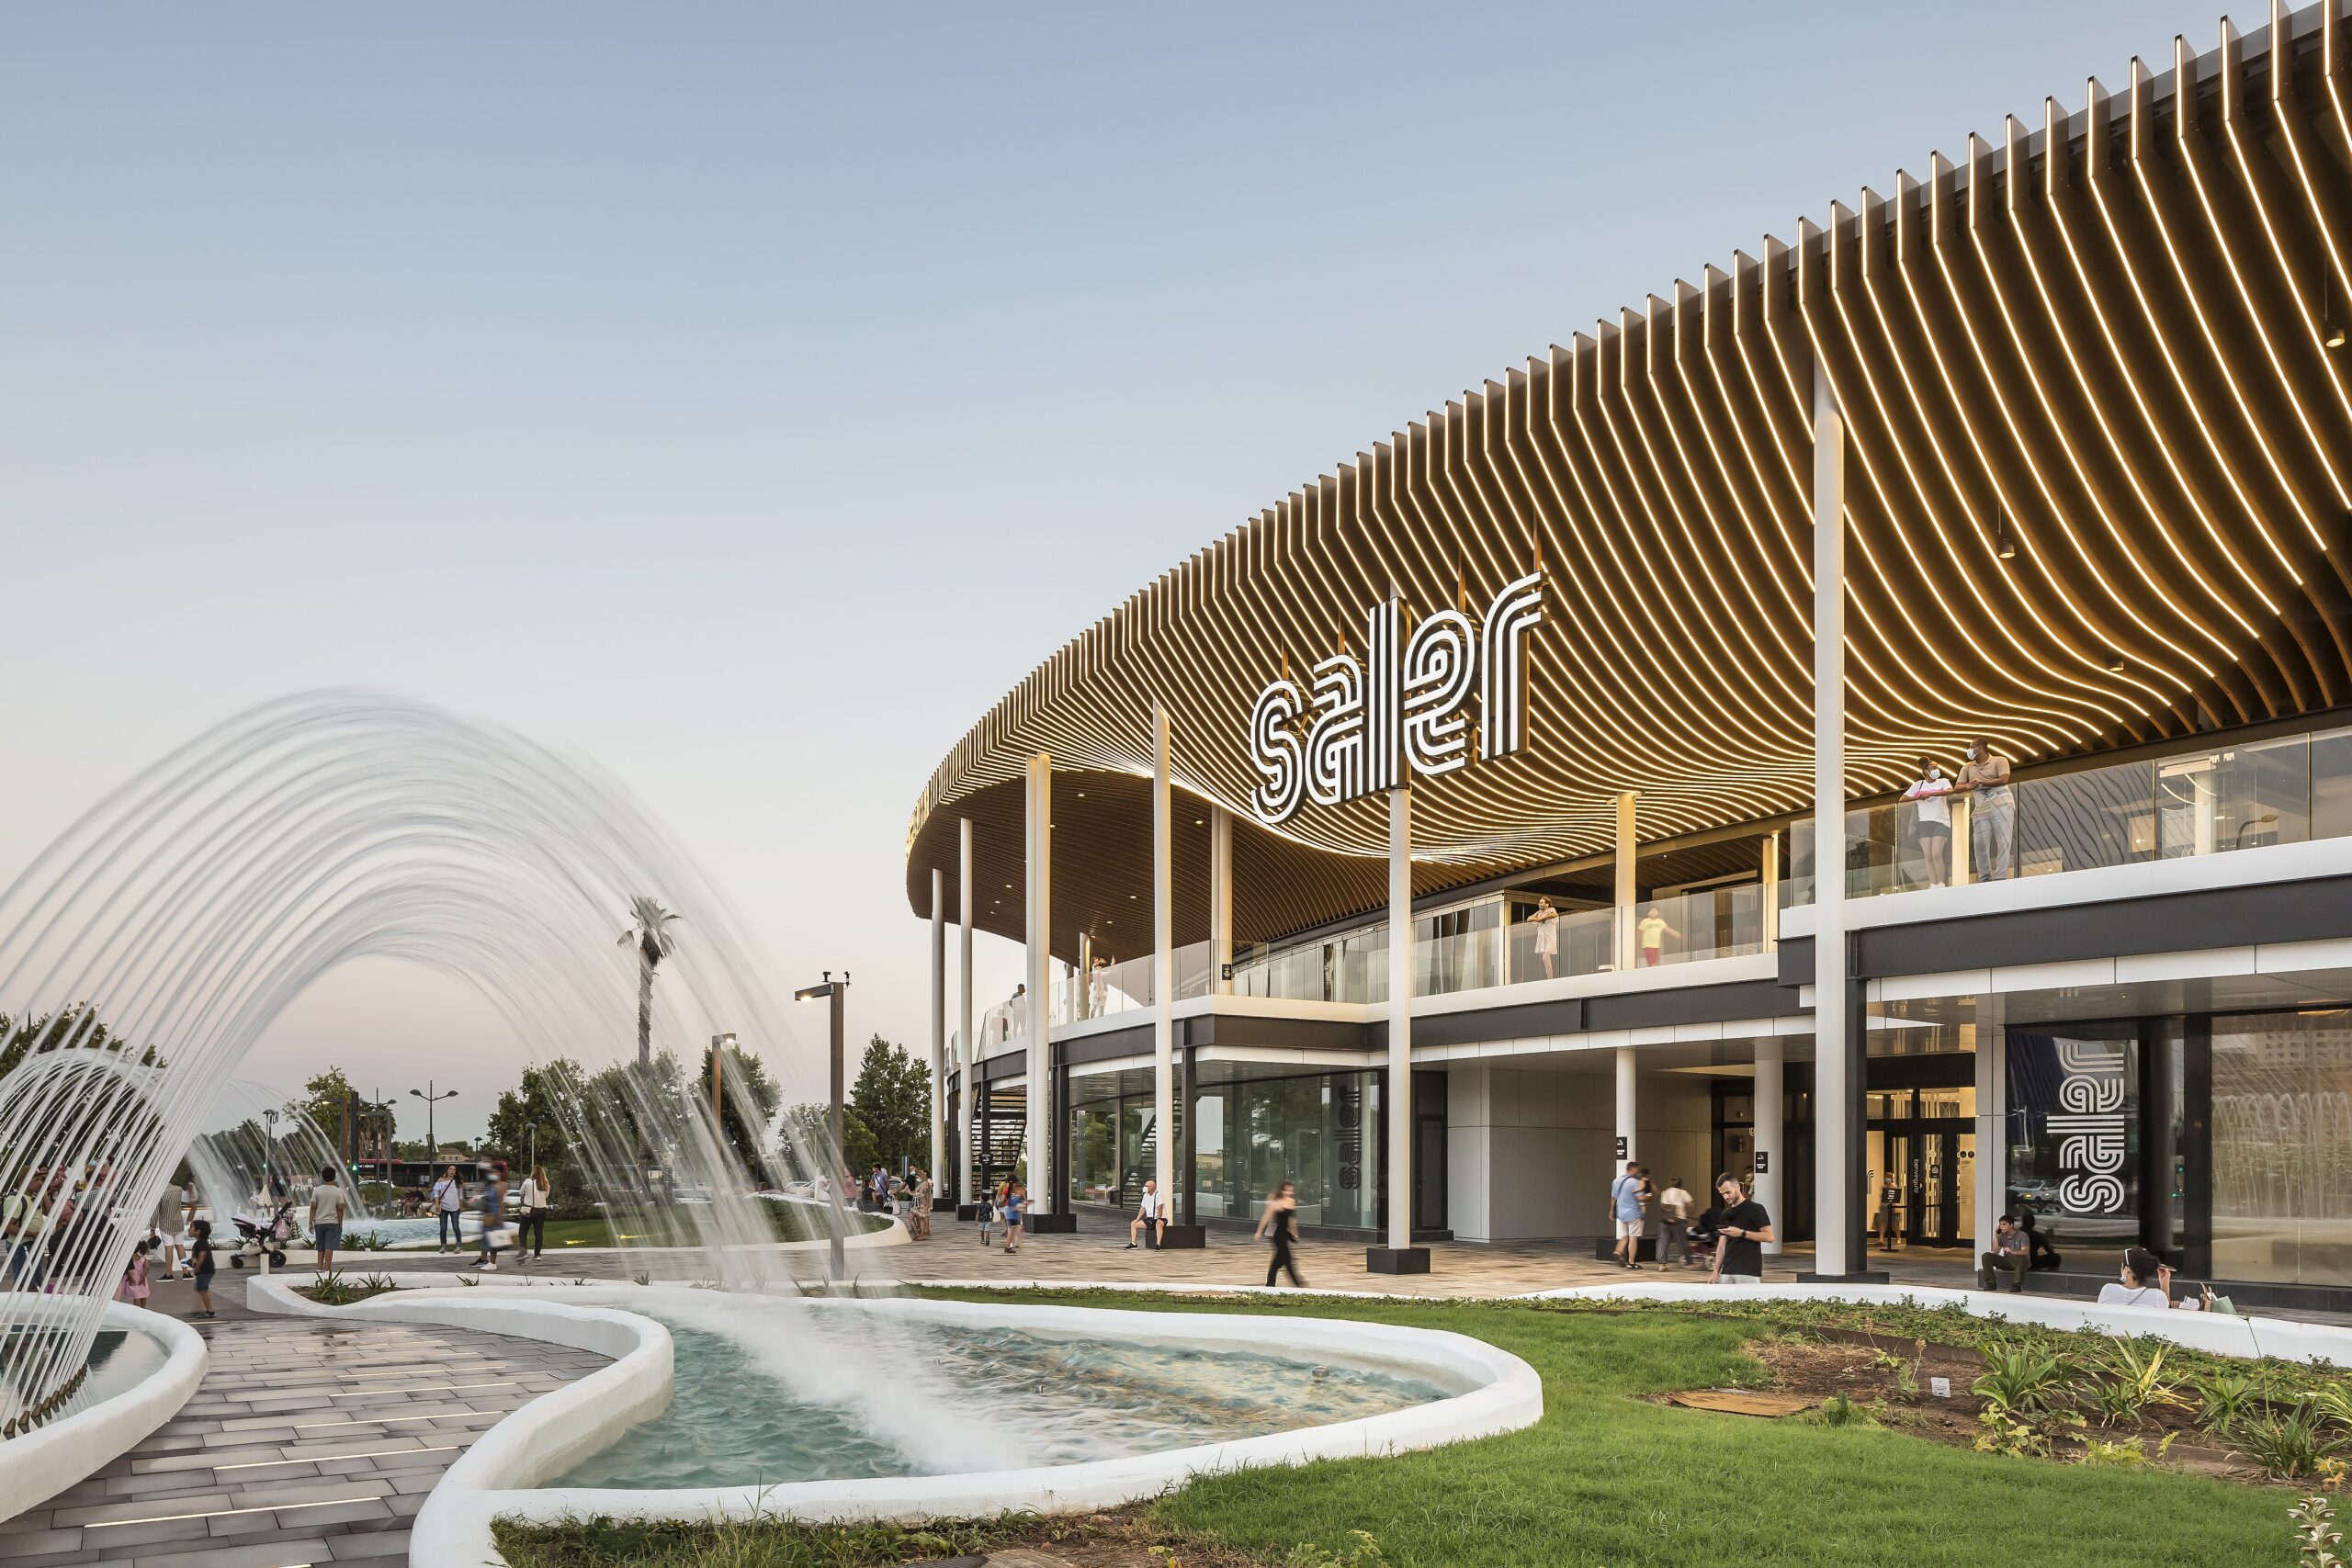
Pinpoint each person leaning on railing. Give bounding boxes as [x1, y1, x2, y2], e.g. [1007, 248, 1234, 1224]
[1952, 737, 2016, 879]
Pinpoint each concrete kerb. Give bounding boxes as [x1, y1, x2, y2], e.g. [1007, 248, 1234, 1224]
[1524, 1280, 2352, 1365]
[242, 1274, 1542, 1568]
[0, 1298, 208, 1525]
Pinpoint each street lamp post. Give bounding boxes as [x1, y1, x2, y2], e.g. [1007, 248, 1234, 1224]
[794, 973, 849, 1281]
[409, 1081, 458, 1163]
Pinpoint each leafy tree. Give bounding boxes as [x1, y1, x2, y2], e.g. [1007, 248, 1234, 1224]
[288, 1067, 363, 1164]
[483, 1057, 588, 1193]
[616, 897, 682, 1071]
[1, 1004, 161, 1078]
[781, 1100, 876, 1183]
[849, 1034, 930, 1173]
[696, 1040, 782, 1180]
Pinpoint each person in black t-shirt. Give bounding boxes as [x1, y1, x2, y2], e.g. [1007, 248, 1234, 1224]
[1708, 1172, 1772, 1285]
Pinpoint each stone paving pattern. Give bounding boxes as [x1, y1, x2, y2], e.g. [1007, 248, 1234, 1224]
[5, 1275, 605, 1568]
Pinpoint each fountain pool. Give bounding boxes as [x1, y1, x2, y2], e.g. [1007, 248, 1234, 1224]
[553, 1291, 1456, 1488]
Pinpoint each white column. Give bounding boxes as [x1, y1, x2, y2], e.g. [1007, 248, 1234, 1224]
[1209, 805, 1234, 994]
[1812, 354, 1854, 1279]
[959, 818, 976, 1206]
[1756, 1036, 1784, 1255]
[1614, 1045, 1637, 1169]
[1385, 784, 1415, 1254]
[1151, 703, 1177, 1211]
[1973, 998, 2004, 1254]
[929, 867, 945, 1196]
[1023, 752, 1053, 1214]
[1613, 792, 1638, 969]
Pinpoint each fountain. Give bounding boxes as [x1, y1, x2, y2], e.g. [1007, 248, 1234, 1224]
[0, 690, 1542, 1550]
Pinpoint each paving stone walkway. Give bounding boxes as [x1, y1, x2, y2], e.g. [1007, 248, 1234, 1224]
[4, 1275, 606, 1568]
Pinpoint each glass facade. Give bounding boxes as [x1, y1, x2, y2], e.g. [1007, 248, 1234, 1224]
[2005, 1022, 2142, 1266]
[1068, 1066, 1383, 1232]
[2211, 1010, 2352, 1287]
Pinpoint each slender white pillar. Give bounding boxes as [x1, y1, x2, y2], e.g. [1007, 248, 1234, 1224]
[1613, 792, 1638, 969]
[1209, 806, 1234, 994]
[1614, 1046, 1637, 1169]
[1756, 1035, 1784, 1255]
[1760, 832, 1781, 950]
[1812, 354, 1854, 1279]
[1150, 703, 1177, 1211]
[959, 818, 975, 1206]
[1023, 752, 1053, 1214]
[1385, 784, 1415, 1255]
[1973, 998, 2004, 1254]
[929, 867, 945, 1195]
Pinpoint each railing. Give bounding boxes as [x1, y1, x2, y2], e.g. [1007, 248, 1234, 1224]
[1787, 723, 2352, 904]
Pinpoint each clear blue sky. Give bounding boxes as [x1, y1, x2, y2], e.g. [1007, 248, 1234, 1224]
[0, 2, 2233, 1140]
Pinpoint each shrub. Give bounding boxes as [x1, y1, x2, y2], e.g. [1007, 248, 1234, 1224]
[2084, 1336, 2181, 1427]
[2294, 1494, 2344, 1568]
[2244, 1403, 2346, 1482]
[2197, 1371, 2260, 1438]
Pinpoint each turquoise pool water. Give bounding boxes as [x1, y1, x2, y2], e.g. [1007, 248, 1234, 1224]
[550, 1299, 1450, 1488]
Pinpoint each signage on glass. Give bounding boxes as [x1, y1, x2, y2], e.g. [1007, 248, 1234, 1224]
[1247, 570, 1544, 826]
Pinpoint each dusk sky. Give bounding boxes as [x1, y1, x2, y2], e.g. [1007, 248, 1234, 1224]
[1, 2, 2230, 1142]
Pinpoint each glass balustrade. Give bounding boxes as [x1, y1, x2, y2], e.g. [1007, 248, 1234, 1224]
[1786, 723, 2352, 905]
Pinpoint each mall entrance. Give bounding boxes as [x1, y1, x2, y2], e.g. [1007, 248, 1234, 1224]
[1865, 1067, 1977, 1254]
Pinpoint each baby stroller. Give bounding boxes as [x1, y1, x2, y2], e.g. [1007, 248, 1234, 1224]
[228, 1201, 295, 1269]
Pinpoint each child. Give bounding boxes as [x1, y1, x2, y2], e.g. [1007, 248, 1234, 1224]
[187, 1220, 216, 1319]
[117, 1239, 152, 1309]
[1001, 1180, 1026, 1254]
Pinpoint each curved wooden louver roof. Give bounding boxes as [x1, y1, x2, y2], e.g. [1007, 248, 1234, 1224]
[909, 4, 2352, 953]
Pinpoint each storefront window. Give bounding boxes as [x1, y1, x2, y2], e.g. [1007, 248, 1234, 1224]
[1193, 1069, 1379, 1231]
[2212, 1010, 2352, 1286]
[2006, 1024, 2140, 1266]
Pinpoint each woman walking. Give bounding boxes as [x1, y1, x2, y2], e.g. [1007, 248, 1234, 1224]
[186, 1220, 216, 1319]
[514, 1165, 551, 1260]
[1255, 1180, 1306, 1288]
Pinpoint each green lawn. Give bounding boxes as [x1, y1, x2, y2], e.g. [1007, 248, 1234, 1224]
[917, 1289, 2293, 1568]
[495, 1288, 2299, 1567]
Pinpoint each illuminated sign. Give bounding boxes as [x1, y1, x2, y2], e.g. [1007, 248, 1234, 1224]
[1248, 570, 1542, 825]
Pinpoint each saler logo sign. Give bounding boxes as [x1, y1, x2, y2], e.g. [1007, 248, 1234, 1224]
[1248, 570, 1543, 826]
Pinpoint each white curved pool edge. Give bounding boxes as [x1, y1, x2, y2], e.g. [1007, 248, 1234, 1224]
[1524, 1280, 2352, 1366]
[0, 1300, 207, 1525]
[245, 1275, 1541, 1568]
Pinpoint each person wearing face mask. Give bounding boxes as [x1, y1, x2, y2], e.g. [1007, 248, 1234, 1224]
[1900, 756, 1955, 888]
[2097, 1246, 2177, 1310]
[1953, 736, 2016, 878]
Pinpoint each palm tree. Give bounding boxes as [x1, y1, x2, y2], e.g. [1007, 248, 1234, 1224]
[617, 897, 683, 1070]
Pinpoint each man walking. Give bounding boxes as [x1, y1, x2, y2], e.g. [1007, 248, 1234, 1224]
[1610, 1159, 1646, 1269]
[1656, 1175, 1693, 1269]
[1977, 1214, 2030, 1292]
[1709, 1173, 1772, 1286]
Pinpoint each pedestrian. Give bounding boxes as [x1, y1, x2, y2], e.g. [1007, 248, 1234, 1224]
[1877, 1171, 1903, 1252]
[1001, 1180, 1026, 1253]
[118, 1239, 153, 1309]
[1977, 1213, 2030, 1293]
[1657, 1175, 1693, 1269]
[868, 1164, 889, 1214]
[1708, 1172, 1772, 1286]
[1636, 904, 1679, 967]
[1529, 896, 1560, 979]
[471, 1165, 508, 1271]
[310, 1165, 349, 1272]
[1954, 735, 2016, 879]
[910, 1168, 933, 1241]
[187, 1219, 217, 1319]
[1126, 1177, 1164, 1250]
[515, 1165, 550, 1260]
[1902, 755, 1955, 887]
[2098, 1247, 2178, 1310]
[429, 1164, 465, 1254]
[976, 1182, 998, 1246]
[1255, 1180, 1306, 1288]
[1609, 1159, 1645, 1269]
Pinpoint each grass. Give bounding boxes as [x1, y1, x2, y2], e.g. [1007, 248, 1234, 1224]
[495, 1288, 2299, 1567]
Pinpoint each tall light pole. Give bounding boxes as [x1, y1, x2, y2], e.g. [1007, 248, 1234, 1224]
[710, 1032, 735, 1174]
[410, 1081, 458, 1161]
[794, 973, 849, 1281]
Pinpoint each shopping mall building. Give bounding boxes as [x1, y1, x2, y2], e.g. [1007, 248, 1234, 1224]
[906, 4, 2352, 1307]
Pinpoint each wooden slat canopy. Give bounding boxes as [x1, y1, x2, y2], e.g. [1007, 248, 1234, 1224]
[909, 5, 2352, 956]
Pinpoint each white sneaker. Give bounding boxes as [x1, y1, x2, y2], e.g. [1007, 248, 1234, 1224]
[483, 1261, 499, 1271]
